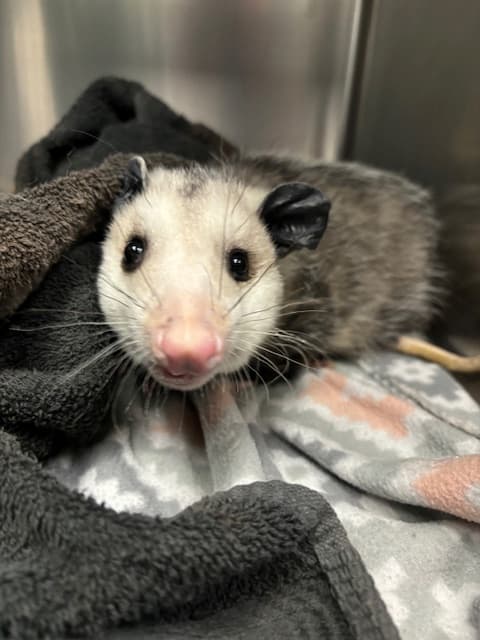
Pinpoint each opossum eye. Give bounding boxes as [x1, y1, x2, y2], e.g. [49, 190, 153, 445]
[227, 249, 250, 282]
[122, 236, 146, 272]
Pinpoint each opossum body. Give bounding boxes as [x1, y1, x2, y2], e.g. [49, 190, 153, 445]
[98, 154, 442, 391]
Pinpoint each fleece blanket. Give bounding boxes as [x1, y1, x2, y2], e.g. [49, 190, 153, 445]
[0, 77, 399, 640]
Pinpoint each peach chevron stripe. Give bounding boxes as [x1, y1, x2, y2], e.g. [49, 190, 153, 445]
[414, 455, 480, 523]
[301, 369, 412, 439]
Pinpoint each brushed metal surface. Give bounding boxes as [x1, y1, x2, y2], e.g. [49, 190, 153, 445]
[351, 0, 480, 191]
[0, 0, 362, 191]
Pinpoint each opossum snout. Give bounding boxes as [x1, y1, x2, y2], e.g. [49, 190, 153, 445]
[152, 322, 223, 377]
[146, 302, 226, 388]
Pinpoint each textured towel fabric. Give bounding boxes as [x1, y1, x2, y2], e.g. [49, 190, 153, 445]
[0, 154, 130, 319]
[0, 77, 398, 639]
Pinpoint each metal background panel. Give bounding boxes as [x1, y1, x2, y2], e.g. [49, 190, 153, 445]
[0, 0, 362, 191]
[350, 0, 480, 191]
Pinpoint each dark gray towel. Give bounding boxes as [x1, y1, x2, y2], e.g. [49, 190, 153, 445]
[15, 76, 236, 190]
[0, 437, 398, 640]
[0, 77, 399, 639]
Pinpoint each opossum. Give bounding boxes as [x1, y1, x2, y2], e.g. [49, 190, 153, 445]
[98, 154, 479, 393]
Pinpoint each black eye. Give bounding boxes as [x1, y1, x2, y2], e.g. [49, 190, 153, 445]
[122, 236, 146, 272]
[228, 249, 250, 282]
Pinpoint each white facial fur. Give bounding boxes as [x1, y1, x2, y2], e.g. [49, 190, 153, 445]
[98, 162, 284, 391]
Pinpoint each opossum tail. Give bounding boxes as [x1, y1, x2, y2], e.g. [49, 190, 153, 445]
[396, 336, 480, 372]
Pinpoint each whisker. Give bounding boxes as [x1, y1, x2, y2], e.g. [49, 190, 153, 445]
[238, 298, 316, 319]
[218, 168, 234, 299]
[238, 364, 257, 407]
[98, 272, 145, 311]
[58, 253, 141, 310]
[110, 215, 161, 308]
[233, 326, 325, 354]
[68, 128, 119, 153]
[226, 258, 278, 316]
[9, 321, 131, 332]
[64, 339, 129, 381]
[232, 337, 293, 385]
[249, 350, 293, 391]
[200, 263, 215, 312]
[15, 308, 106, 317]
[245, 361, 271, 404]
[235, 308, 327, 330]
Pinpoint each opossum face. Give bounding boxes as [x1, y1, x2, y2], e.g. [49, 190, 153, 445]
[99, 157, 329, 391]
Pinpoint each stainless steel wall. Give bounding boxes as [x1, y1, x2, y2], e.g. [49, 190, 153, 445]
[0, 0, 362, 191]
[350, 0, 480, 192]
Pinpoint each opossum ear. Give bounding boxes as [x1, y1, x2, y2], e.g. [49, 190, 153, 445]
[259, 182, 330, 257]
[119, 156, 148, 201]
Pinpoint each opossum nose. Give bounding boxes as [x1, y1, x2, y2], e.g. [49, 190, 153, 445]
[154, 325, 223, 376]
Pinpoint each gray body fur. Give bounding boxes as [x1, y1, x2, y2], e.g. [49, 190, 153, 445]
[237, 155, 441, 363]
[437, 185, 480, 339]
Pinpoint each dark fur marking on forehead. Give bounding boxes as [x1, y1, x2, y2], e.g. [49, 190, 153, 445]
[179, 178, 202, 199]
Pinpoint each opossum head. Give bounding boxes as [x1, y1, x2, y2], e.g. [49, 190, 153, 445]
[98, 156, 330, 391]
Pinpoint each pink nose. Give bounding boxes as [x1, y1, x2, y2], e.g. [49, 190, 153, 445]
[153, 324, 222, 376]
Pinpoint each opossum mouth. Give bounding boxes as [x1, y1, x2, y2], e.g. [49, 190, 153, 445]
[152, 366, 214, 391]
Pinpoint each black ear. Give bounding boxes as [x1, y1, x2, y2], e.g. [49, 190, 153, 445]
[118, 156, 148, 201]
[259, 182, 331, 257]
